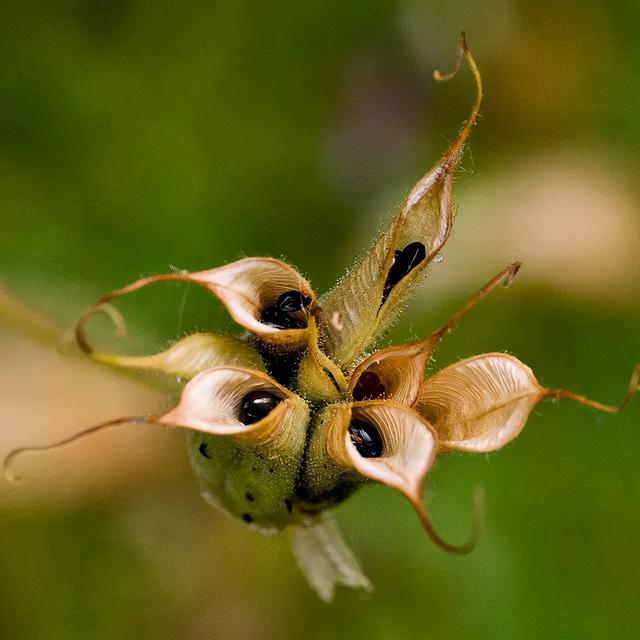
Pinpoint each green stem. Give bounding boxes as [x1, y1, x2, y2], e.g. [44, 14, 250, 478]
[0, 282, 174, 392]
[0, 284, 63, 349]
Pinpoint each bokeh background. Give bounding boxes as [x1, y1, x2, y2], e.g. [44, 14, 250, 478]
[1, 1, 639, 638]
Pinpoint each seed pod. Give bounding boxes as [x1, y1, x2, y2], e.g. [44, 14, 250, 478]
[162, 366, 310, 531]
[319, 34, 483, 368]
[75, 257, 317, 353]
[4, 33, 638, 603]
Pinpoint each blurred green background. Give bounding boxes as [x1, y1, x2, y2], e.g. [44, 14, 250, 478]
[1, 1, 639, 639]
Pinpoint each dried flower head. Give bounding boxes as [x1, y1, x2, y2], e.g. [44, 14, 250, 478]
[5, 34, 639, 602]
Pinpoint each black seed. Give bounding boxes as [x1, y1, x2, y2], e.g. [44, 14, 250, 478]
[349, 419, 383, 458]
[284, 499, 293, 514]
[245, 491, 255, 502]
[269, 467, 275, 473]
[239, 390, 281, 425]
[381, 241, 427, 304]
[352, 371, 386, 401]
[276, 290, 311, 312]
[260, 305, 306, 329]
[198, 443, 212, 459]
[259, 289, 311, 329]
[242, 513, 253, 523]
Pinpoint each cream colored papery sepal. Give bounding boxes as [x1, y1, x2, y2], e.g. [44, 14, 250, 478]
[159, 366, 309, 451]
[331, 401, 437, 502]
[89, 333, 265, 380]
[75, 257, 317, 352]
[416, 353, 545, 452]
[348, 339, 436, 406]
[417, 354, 640, 454]
[289, 513, 373, 602]
[299, 401, 436, 532]
[313, 400, 481, 554]
[343, 401, 482, 554]
[319, 36, 482, 368]
[188, 258, 317, 347]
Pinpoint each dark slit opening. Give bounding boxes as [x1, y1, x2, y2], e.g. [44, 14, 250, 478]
[381, 242, 426, 306]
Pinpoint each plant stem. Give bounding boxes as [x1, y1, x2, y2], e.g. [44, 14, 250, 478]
[0, 283, 63, 350]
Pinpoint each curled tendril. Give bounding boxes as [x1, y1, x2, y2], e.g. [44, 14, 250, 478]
[545, 363, 640, 413]
[416, 485, 485, 554]
[3, 416, 153, 484]
[433, 31, 483, 164]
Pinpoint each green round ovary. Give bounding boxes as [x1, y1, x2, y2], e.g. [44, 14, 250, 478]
[187, 430, 306, 532]
[295, 408, 364, 514]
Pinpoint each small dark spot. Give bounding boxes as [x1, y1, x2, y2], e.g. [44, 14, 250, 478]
[269, 467, 275, 473]
[252, 466, 258, 472]
[198, 443, 212, 459]
[242, 513, 253, 523]
[284, 499, 293, 514]
[323, 464, 328, 469]
[245, 491, 255, 502]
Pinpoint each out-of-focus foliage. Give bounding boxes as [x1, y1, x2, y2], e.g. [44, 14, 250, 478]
[1, 1, 639, 639]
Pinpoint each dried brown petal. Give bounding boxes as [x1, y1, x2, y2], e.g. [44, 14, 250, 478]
[87, 333, 265, 380]
[320, 35, 482, 367]
[160, 366, 309, 449]
[348, 263, 521, 406]
[339, 402, 436, 500]
[301, 401, 434, 505]
[3, 366, 309, 481]
[302, 399, 477, 552]
[417, 354, 543, 452]
[348, 341, 433, 406]
[417, 355, 640, 453]
[75, 258, 317, 352]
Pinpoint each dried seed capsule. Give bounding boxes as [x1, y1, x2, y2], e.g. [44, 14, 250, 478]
[239, 390, 281, 424]
[348, 419, 383, 458]
[381, 242, 427, 304]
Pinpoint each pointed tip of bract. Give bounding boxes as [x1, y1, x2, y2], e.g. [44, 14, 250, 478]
[433, 32, 483, 165]
[410, 484, 484, 555]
